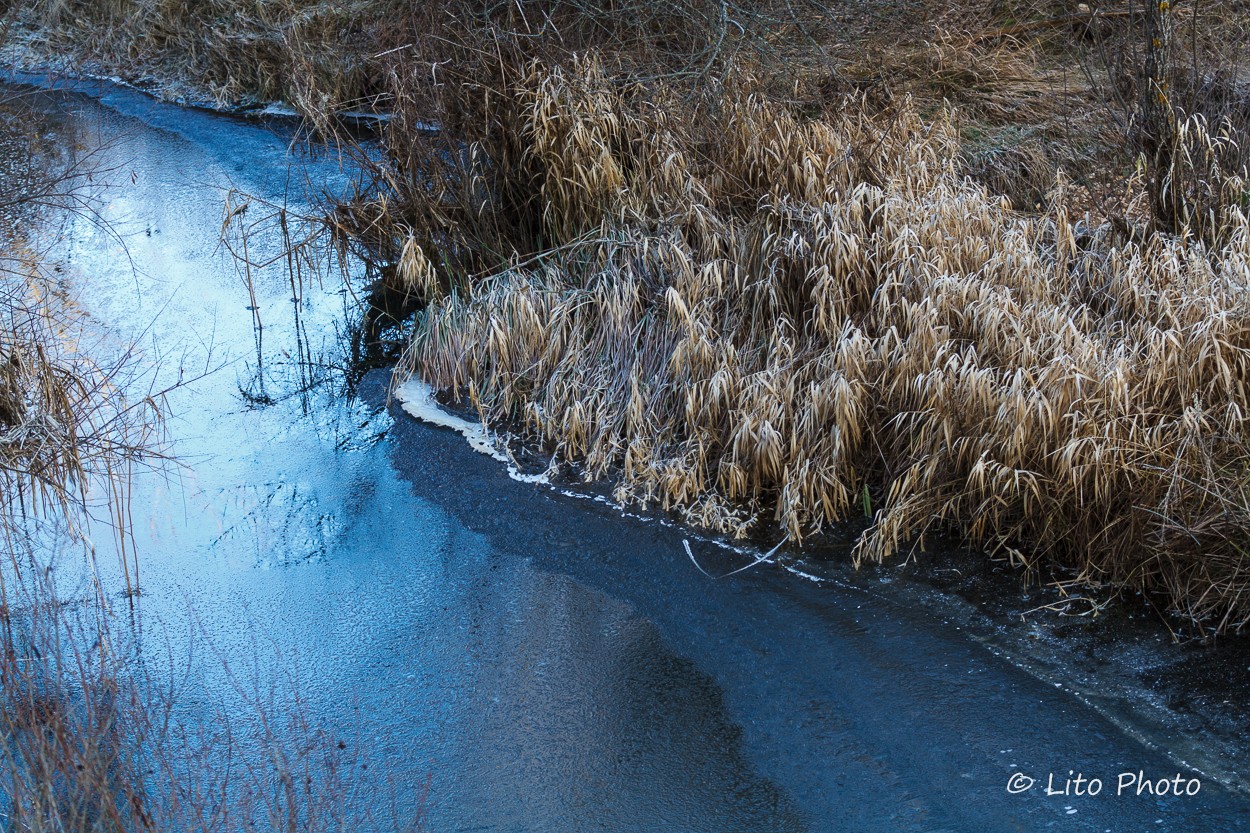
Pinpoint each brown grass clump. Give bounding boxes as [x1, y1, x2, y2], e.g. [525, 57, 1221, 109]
[374, 54, 1250, 633]
[6, 0, 1250, 633]
[0, 258, 160, 555]
[9, 0, 398, 110]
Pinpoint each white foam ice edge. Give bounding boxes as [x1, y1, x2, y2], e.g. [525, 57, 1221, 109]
[393, 377, 549, 484]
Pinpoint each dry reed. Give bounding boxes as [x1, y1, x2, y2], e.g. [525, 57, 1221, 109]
[378, 55, 1250, 633]
[8, 0, 1250, 634]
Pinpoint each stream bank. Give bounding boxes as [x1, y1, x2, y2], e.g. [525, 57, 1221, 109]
[3, 75, 1249, 833]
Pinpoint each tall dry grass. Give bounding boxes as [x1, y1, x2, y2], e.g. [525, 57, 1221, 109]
[7, 0, 1250, 633]
[364, 54, 1250, 633]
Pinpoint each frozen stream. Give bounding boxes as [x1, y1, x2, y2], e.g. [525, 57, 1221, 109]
[9, 76, 1250, 833]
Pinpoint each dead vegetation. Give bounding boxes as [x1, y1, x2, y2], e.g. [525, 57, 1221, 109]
[5, 0, 396, 109]
[379, 56, 1250, 633]
[4, 0, 1250, 633]
[316, 1, 1250, 634]
[1, 566, 427, 833]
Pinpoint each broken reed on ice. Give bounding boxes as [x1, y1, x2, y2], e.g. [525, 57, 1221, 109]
[385, 58, 1250, 633]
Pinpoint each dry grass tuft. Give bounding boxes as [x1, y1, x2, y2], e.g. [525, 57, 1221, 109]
[0, 258, 160, 556]
[368, 54, 1250, 633]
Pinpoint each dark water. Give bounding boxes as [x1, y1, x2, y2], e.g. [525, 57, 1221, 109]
[7, 75, 1250, 832]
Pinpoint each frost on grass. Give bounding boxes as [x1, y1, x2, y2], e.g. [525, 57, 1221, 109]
[385, 58, 1250, 632]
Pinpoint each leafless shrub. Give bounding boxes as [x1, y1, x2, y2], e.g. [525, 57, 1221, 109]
[1072, 0, 1250, 242]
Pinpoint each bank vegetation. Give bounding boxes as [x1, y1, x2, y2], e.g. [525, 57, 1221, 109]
[5, 0, 1250, 633]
